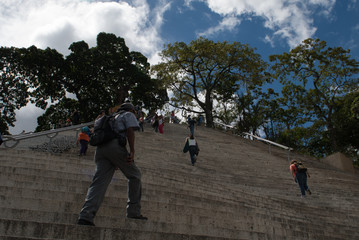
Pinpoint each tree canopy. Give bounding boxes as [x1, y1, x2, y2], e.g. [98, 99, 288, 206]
[151, 37, 268, 127]
[269, 38, 359, 156]
[0, 32, 167, 133]
[1, 35, 358, 162]
[0, 47, 29, 134]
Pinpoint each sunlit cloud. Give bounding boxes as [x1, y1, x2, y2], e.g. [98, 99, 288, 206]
[0, 0, 165, 61]
[191, 0, 336, 48]
[197, 15, 241, 37]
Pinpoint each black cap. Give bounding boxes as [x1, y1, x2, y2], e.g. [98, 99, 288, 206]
[117, 103, 135, 112]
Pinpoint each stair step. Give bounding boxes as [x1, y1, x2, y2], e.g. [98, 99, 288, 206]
[0, 218, 266, 240]
[1, 123, 358, 239]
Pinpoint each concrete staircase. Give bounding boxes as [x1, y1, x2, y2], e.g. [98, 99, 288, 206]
[0, 123, 358, 239]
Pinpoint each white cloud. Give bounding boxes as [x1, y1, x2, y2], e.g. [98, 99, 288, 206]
[193, 0, 336, 48]
[11, 103, 46, 134]
[347, 0, 357, 10]
[264, 35, 275, 48]
[184, 0, 196, 8]
[198, 15, 241, 37]
[0, 0, 165, 61]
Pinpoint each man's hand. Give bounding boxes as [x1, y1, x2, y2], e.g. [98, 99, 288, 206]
[127, 152, 134, 164]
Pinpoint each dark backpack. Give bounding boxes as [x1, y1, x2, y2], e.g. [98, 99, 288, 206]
[89, 113, 126, 147]
[295, 162, 307, 173]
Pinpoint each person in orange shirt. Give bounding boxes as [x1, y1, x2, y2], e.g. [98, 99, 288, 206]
[77, 128, 90, 156]
[290, 159, 311, 198]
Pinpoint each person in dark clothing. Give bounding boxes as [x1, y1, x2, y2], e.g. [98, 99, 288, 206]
[77, 103, 147, 226]
[138, 113, 144, 132]
[183, 134, 200, 166]
[187, 116, 196, 135]
[152, 114, 159, 132]
[72, 110, 80, 125]
[290, 159, 312, 198]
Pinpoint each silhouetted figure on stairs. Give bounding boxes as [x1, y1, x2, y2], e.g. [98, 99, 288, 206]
[77, 103, 147, 226]
[183, 134, 200, 166]
[290, 159, 312, 198]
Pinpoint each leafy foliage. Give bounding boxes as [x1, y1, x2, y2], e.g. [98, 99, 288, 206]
[0, 47, 29, 134]
[0, 33, 167, 133]
[21, 46, 66, 109]
[35, 98, 79, 132]
[152, 37, 268, 127]
[331, 92, 359, 156]
[269, 38, 359, 153]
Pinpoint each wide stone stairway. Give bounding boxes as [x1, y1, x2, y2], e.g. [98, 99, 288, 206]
[1, 123, 358, 239]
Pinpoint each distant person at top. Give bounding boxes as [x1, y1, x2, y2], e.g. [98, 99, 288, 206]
[197, 115, 204, 126]
[138, 112, 144, 132]
[290, 159, 312, 198]
[183, 134, 200, 166]
[72, 109, 80, 125]
[66, 118, 72, 126]
[158, 115, 165, 134]
[170, 111, 179, 124]
[187, 115, 197, 135]
[170, 111, 175, 123]
[56, 119, 65, 129]
[152, 114, 159, 133]
[77, 102, 147, 226]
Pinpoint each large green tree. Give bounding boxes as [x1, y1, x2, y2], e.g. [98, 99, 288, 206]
[0, 47, 29, 134]
[21, 46, 66, 109]
[91, 33, 167, 114]
[270, 38, 359, 153]
[1, 32, 167, 133]
[62, 32, 167, 121]
[152, 37, 267, 127]
[331, 92, 359, 155]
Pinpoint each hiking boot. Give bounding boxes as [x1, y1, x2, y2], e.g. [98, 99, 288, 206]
[127, 215, 148, 220]
[77, 219, 95, 226]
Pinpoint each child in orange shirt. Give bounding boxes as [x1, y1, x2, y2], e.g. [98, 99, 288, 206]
[77, 128, 90, 156]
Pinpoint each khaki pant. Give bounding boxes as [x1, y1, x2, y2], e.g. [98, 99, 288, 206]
[79, 139, 142, 223]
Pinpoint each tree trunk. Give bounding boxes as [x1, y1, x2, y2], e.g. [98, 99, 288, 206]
[205, 110, 213, 128]
[327, 123, 338, 152]
[205, 93, 214, 128]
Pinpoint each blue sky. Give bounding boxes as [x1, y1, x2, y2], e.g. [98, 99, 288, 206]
[0, 0, 358, 133]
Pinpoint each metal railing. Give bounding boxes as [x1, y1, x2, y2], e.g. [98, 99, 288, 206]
[213, 121, 293, 160]
[2, 122, 94, 149]
[2, 120, 293, 159]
